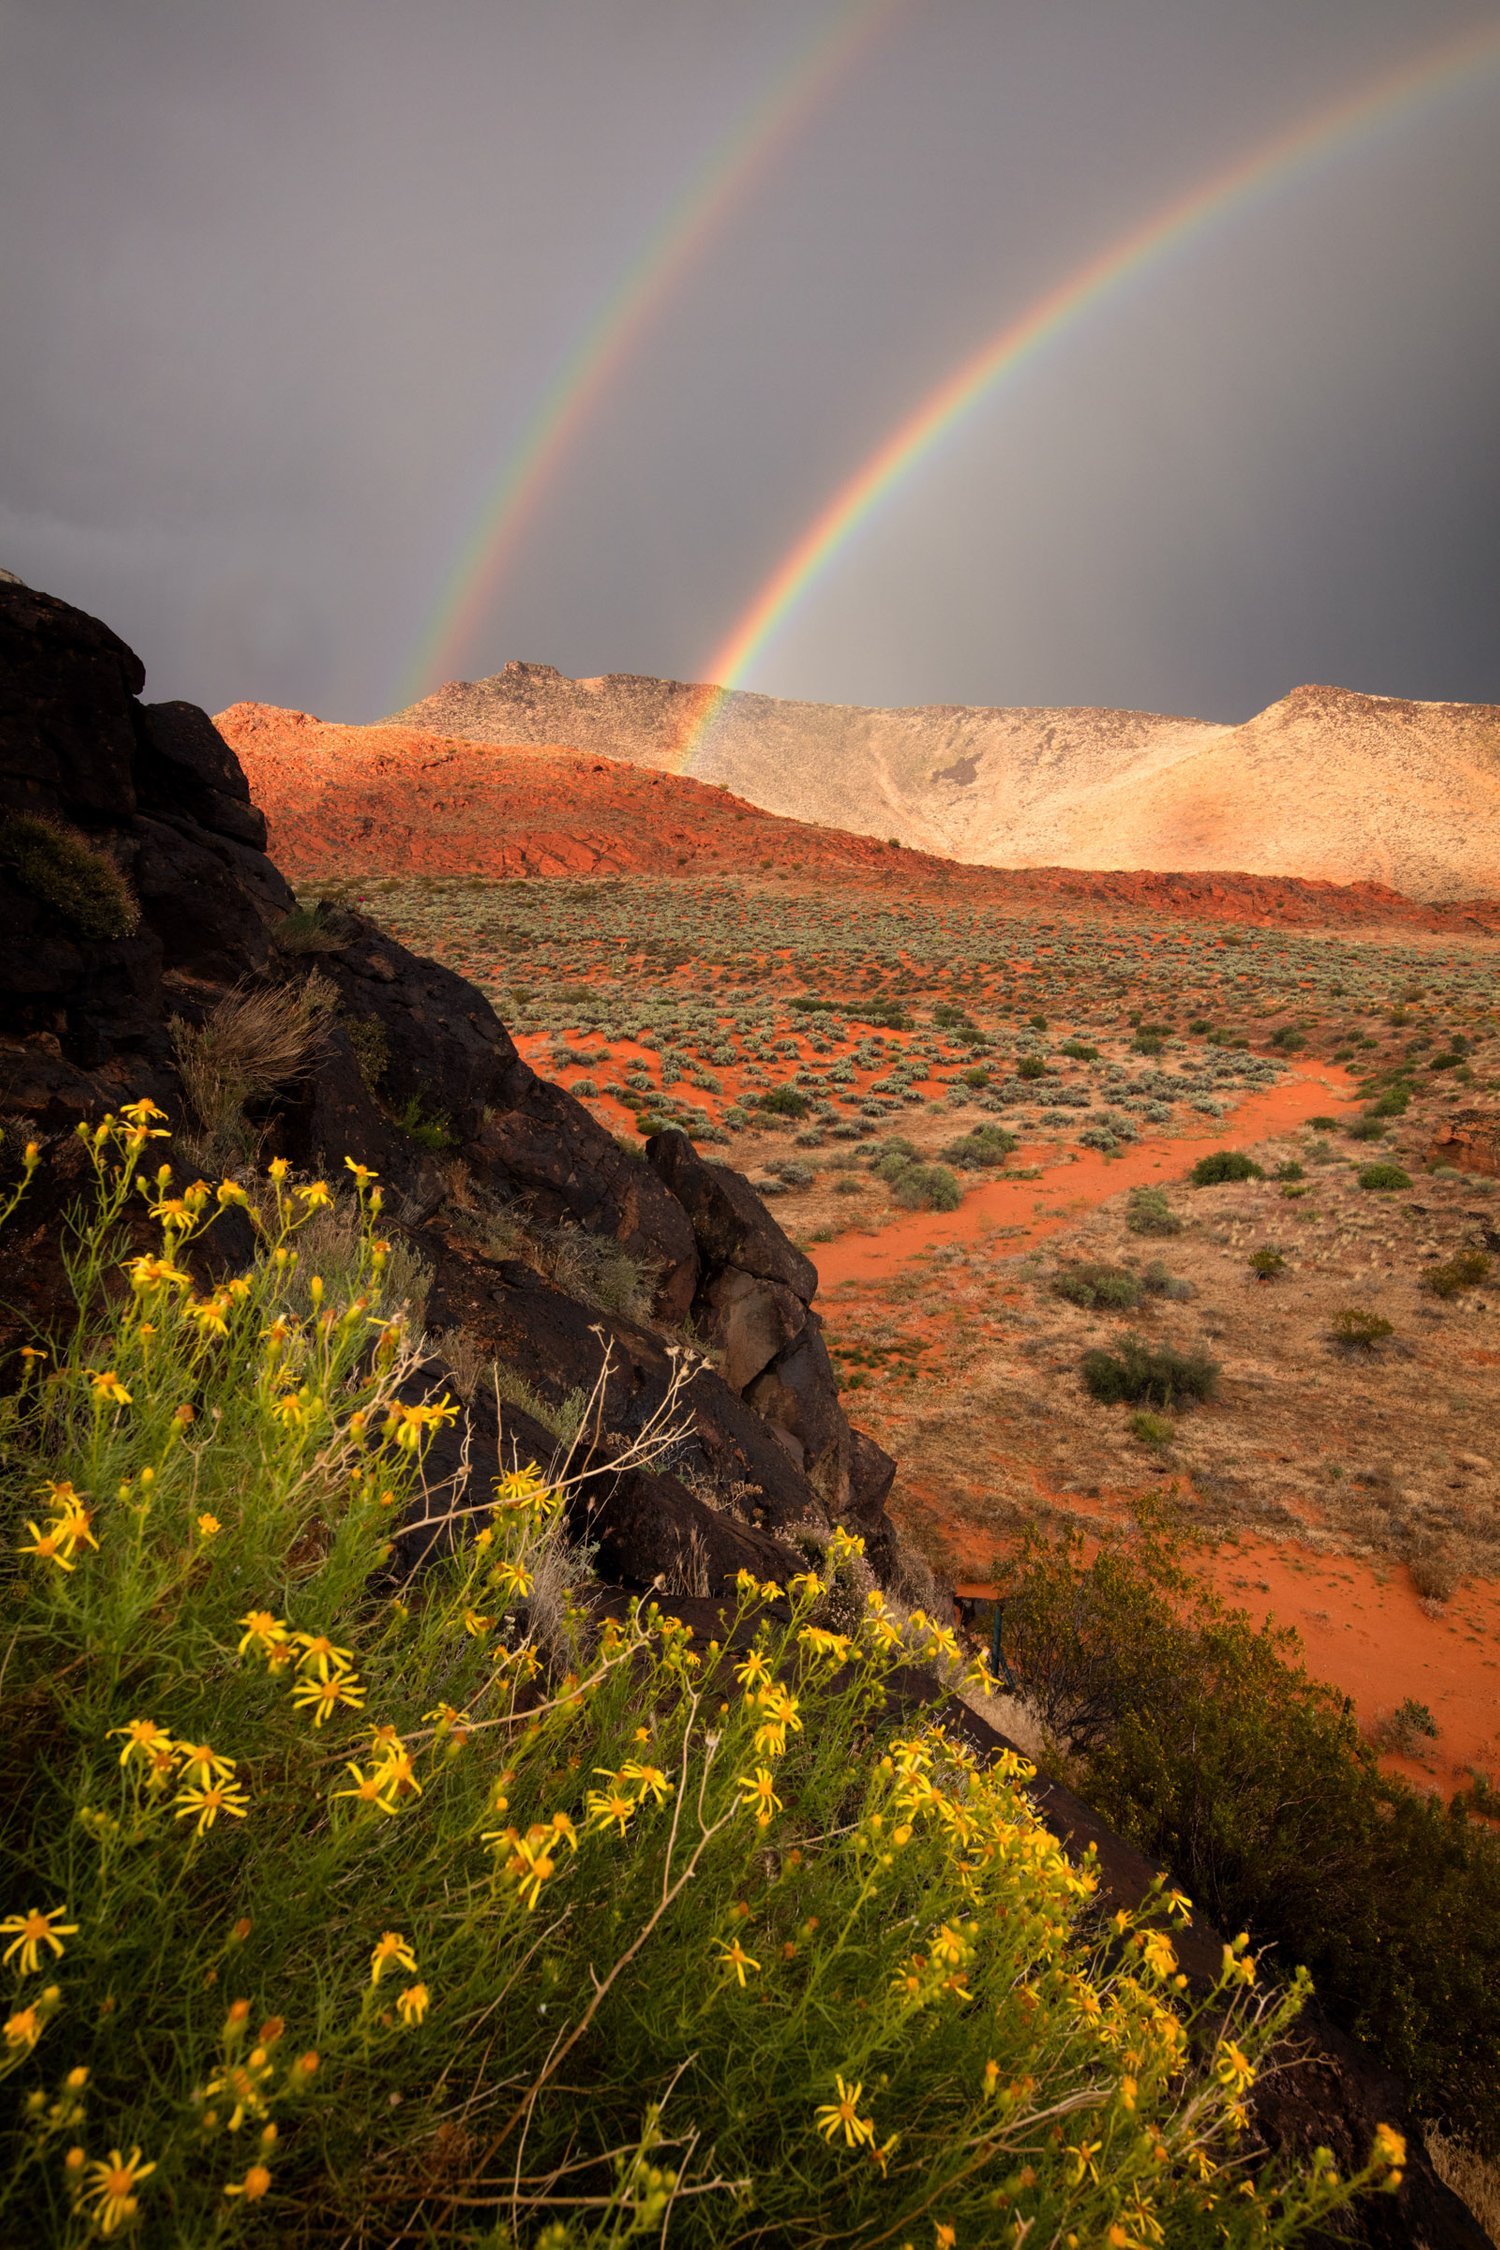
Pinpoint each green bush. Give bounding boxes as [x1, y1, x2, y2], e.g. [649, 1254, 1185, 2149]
[1358, 1163, 1411, 1192]
[1129, 1410, 1176, 1446]
[1330, 1306, 1394, 1348]
[0, 1119, 1400, 2245]
[1190, 1151, 1263, 1187]
[1016, 1054, 1047, 1081]
[395, 1094, 455, 1151]
[758, 1085, 811, 1118]
[0, 815, 139, 941]
[1248, 1248, 1287, 1280]
[997, 1522, 1500, 2149]
[1055, 1262, 1142, 1312]
[1421, 1250, 1492, 1299]
[938, 1123, 1015, 1170]
[889, 1161, 961, 1212]
[1125, 1187, 1182, 1237]
[1080, 1336, 1219, 1407]
[1059, 1039, 1099, 1060]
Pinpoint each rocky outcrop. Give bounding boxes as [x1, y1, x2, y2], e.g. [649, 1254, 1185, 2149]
[0, 581, 892, 1599]
[1428, 1107, 1500, 1179]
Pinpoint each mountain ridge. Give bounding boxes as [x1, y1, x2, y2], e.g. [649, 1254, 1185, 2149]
[389, 665, 1500, 900]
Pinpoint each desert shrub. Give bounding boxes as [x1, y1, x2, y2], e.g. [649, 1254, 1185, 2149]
[1080, 1336, 1219, 1407]
[1059, 1039, 1099, 1060]
[1016, 1053, 1047, 1080]
[938, 1123, 1015, 1170]
[1190, 1151, 1263, 1187]
[889, 1160, 961, 1212]
[272, 903, 345, 955]
[1330, 1307, 1394, 1349]
[1274, 1161, 1305, 1182]
[1409, 1544, 1461, 1605]
[769, 1159, 816, 1189]
[996, 1521, 1500, 2147]
[1055, 1262, 1142, 1312]
[0, 1122, 1400, 2247]
[1248, 1248, 1287, 1280]
[1306, 1115, 1340, 1132]
[171, 976, 338, 1170]
[1346, 1116, 1388, 1142]
[1125, 1186, 1182, 1237]
[958, 1063, 990, 1087]
[1370, 1084, 1412, 1116]
[1358, 1163, 1411, 1192]
[1129, 1411, 1175, 1446]
[344, 1013, 390, 1092]
[0, 814, 139, 941]
[757, 1085, 810, 1118]
[1370, 1698, 1440, 1755]
[1130, 1031, 1166, 1056]
[869, 1137, 921, 1180]
[1421, 1250, 1492, 1298]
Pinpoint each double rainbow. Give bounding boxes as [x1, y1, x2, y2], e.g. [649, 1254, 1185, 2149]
[674, 19, 1500, 772]
[394, 0, 906, 711]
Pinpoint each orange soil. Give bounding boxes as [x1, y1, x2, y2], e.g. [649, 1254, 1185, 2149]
[813, 1062, 1357, 1288]
[216, 701, 1499, 933]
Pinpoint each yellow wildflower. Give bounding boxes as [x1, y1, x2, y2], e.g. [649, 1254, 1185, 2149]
[236, 1612, 289, 1660]
[120, 1098, 169, 1128]
[395, 1982, 429, 2027]
[1214, 2041, 1255, 2098]
[0, 1907, 77, 1976]
[733, 1648, 773, 1690]
[223, 2164, 272, 2202]
[215, 1179, 250, 1208]
[369, 1931, 417, 1985]
[814, 2075, 876, 2149]
[372, 1747, 422, 1801]
[173, 1778, 249, 1836]
[344, 1157, 379, 1187]
[1372, 2124, 1406, 2189]
[290, 1667, 365, 1727]
[332, 1762, 401, 1816]
[463, 1609, 496, 1638]
[176, 1741, 234, 1786]
[490, 1558, 532, 1604]
[17, 1519, 76, 1572]
[89, 1369, 132, 1406]
[291, 1631, 354, 1674]
[383, 1396, 459, 1454]
[4, 2004, 43, 2053]
[585, 1781, 637, 1838]
[714, 1937, 761, 1987]
[735, 1767, 782, 1826]
[82, 2146, 157, 2236]
[123, 1253, 192, 1291]
[197, 1513, 222, 1540]
[619, 1759, 672, 1807]
[492, 1462, 550, 1508]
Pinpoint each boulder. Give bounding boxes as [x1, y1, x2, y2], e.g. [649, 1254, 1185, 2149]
[645, 1128, 816, 1301]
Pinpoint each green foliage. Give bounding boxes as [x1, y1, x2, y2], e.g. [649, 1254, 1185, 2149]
[938, 1123, 1015, 1170]
[889, 1161, 961, 1212]
[1055, 1262, 1143, 1312]
[1421, 1250, 1492, 1299]
[1358, 1163, 1411, 1192]
[1130, 1032, 1166, 1057]
[1268, 1025, 1305, 1051]
[1247, 1248, 1286, 1280]
[1080, 1337, 1219, 1408]
[757, 1085, 811, 1118]
[1330, 1307, 1394, 1348]
[395, 1094, 455, 1151]
[1125, 1187, 1182, 1238]
[0, 1127, 1398, 2246]
[1016, 1054, 1047, 1081]
[997, 1523, 1500, 2149]
[272, 903, 345, 956]
[0, 815, 139, 941]
[1190, 1152, 1263, 1187]
[1059, 1039, 1099, 1061]
[1128, 1411, 1176, 1446]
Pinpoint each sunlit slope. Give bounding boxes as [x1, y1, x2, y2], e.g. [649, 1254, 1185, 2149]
[391, 666, 1500, 900]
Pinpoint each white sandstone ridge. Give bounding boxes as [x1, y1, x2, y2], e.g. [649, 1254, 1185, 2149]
[390, 665, 1500, 902]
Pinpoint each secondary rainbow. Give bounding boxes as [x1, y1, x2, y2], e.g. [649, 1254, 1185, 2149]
[393, 0, 905, 712]
[676, 19, 1500, 771]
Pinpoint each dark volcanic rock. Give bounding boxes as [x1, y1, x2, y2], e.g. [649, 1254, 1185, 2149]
[646, 1128, 816, 1300]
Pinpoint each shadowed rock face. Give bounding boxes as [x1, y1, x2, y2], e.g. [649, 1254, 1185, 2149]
[0, 580, 893, 1599]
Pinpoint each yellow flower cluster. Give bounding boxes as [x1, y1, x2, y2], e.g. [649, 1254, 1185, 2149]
[236, 1611, 368, 1730]
[483, 1809, 580, 1909]
[16, 1480, 97, 1573]
[108, 1719, 250, 1835]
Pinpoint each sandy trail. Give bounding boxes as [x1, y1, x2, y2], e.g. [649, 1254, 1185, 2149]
[813, 1061, 1357, 1290]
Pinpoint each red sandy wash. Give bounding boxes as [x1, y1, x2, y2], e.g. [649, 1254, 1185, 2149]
[954, 1531, 1500, 1798]
[813, 1061, 1357, 1289]
[215, 702, 1500, 932]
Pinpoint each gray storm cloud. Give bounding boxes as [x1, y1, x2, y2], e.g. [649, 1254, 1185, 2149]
[2, 0, 1497, 723]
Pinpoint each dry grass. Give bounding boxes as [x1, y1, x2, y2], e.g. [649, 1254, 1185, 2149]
[171, 974, 338, 1169]
[1426, 2127, 1500, 2245]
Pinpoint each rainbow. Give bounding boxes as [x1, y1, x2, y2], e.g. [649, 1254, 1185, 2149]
[676, 19, 1500, 771]
[393, 0, 905, 712]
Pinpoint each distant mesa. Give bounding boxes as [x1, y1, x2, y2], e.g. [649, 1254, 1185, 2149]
[216, 700, 1498, 934]
[387, 666, 1500, 903]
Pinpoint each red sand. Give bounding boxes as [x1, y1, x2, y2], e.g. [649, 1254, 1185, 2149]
[814, 1062, 1357, 1290]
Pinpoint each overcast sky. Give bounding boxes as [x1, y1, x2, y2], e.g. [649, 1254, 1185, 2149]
[4, 0, 1498, 724]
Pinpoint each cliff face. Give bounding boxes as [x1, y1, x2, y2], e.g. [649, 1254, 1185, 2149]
[0, 581, 896, 1594]
[391, 661, 1500, 901]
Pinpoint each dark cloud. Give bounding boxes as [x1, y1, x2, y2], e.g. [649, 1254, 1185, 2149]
[3, 0, 1497, 721]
